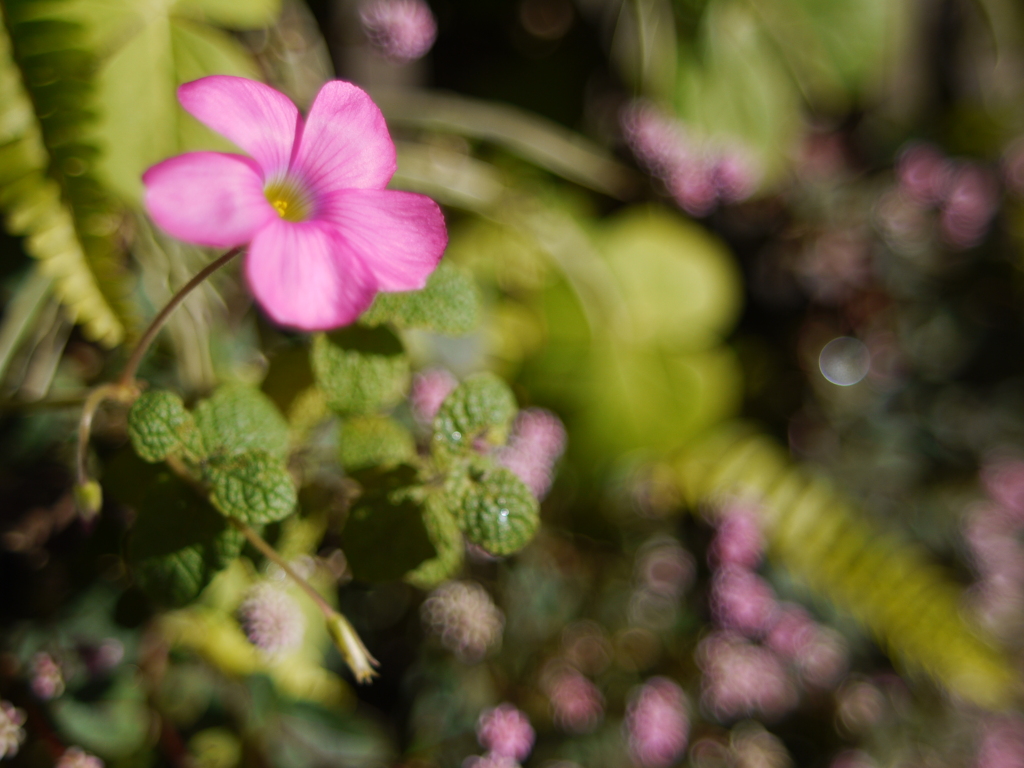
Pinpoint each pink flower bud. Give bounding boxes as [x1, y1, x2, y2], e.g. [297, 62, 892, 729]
[497, 408, 567, 499]
[698, 632, 797, 721]
[764, 603, 816, 659]
[896, 143, 952, 205]
[940, 164, 999, 249]
[710, 566, 779, 637]
[360, 0, 438, 63]
[237, 583, 306, 658]
[624, 677, 690, 768]
[30, 652, 64, 700]
[542, 664, 603, 733]
[709, 505, 764, 569]
[976, 716, 1024, 768]
[411, 368, 458, 425]
[477, 703, 535, 762]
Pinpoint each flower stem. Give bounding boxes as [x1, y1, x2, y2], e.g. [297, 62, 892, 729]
[226, 517, 379, 682]
[118, 246, 243, 388]
[76, 382, 136, 487]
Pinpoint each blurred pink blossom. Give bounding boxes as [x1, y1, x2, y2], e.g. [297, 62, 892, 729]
[360, 0, 438, 62]
[637, 538, 695, 599]
[624, 677, 690, 768]
[30, 651, 64, 700]
[411, 368, 458, 424]
[795, 627, 849, 689]
[57, 747, 104, 768]
[976, 716, 1024, 768]
[477, 703, 535, 762]
[237, 583, 306, 658]
[709, 505, 764, 569]
[710, 566, 779, 637]
[764, 603, 816, 659]
[0, 701, 25, 759]
[981, 457, 1024, 517]
[896, 143, 952, 205]
[698, 632, 797, 721]
[543, 665, 604, 733]
[497, 407, 567, 498]
[940, 164, 999, 249]
[462, 755, 519, 768]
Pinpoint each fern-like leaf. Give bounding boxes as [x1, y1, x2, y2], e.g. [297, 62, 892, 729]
[0, 2, 130, 347]
[677, 422, 1014, 709]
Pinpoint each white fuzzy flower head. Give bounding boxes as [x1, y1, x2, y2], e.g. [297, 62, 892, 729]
[360, 0, 438, 63]
[0, 701, 26, 760]
[421, 580, 504, 663]
[237, 583, 306, 658]
[56, 747, 104, 768]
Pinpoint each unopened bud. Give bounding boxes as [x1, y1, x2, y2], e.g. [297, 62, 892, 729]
[326, 613, 379, 684]
[74, 481, 103, 520]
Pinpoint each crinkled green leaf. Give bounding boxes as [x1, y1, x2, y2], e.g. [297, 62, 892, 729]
[361, 261, 481, 334]
[194, 383, 290, 459]
[127, 470, 243, 607]
[456, 463, 538, 556]
[127, 390, 205, 463]
[341, 466, 436, 583]
[311, 326, 409, 415]
[405, 490, 465, 589]
[432, 372, 517, 454]
[339, 415, 415, 472]
[204, 449, 297, 525]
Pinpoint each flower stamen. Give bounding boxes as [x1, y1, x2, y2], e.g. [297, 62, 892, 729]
[265, 180, 312, 222]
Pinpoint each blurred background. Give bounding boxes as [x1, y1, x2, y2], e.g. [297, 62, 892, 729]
[3, 0, 1024, 765]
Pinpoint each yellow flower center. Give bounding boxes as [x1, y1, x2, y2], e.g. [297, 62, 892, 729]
[264, 179, 312, 222]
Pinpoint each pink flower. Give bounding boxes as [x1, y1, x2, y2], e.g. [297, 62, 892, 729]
[496, 408, 567, 499]
[709, 505, 764, 569]
[710, 566, 779, 637]
[30, 651, 64, 700]
[976, 716, 1024, 768]
[542, 664, 604, 733]
[57, 747, 104, 768]
[237, 583, 306, 657]
[896, 143, 952, 205]
[360, 0, 438, 63]
[624, 677, 690, 768]
[764, 603, 816, 659]
[477, 704, 535, 762]
[698, 632, 797, 721]
[410, 368, 458, 424]
[143, 76, 447, 331]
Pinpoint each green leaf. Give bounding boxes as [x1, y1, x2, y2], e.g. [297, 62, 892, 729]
[456, 464, 539, 556]
[339, 415, 415, 472]
[404, 491, 464, 589]
[127, 390, 205, 464]
[127, 470, 244, 607]
[204, 449, 297, 525]
[341, 466, 436, 582]
[50, 669, 151, 758]
[44, 0, 278, 204]
[361, 261, 481, 335]
[432, 372, 517, 454]
[0, 7, 130, 346]
[194, 383, 290, 459]
[311, 326, 409, 415]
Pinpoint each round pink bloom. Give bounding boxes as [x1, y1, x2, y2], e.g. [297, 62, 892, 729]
[30, 651, 64, 700]
[940, 164, 999, 249]
[709, 505, 764, 569]
[896, 143, 952, 205]
[543, 666, 604, 733]
[976, 716, 1024, 768]
[410, 368, 458, 424]
[143, 76, 447, 331]
[57, 747, 104, 768]
[764, 603, 816, 659]
[497, 408, 567, 499]
[624, 677, 690, 768]
[360, 0, 438, 63]
[981, 457, 1024, 517]
[710, 566, 779, 637]
[698, 632, 797, 721]
[477, 703, 535, 762]
[237, 583, 306, 657]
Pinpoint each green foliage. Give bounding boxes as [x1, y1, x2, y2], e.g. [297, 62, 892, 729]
[0, 5, 129, 346]
[361, 261, 481, 335]
[678, 423, 1015, 709]
[204, 449, 297, 525]
[194, 383, 290, 460]
[341, 466, 437, 582]
[43, 0, 280, 203]
[311, 326, 410, 415]
[128, 389, 205, 463]
[455, 463, 539, 556]
[432, 372, 517, 454]
[50, 669, 151, 758]
[127, 470, 244, 607]
[339, 415, 415, 472]
[405, 491, 465, 589]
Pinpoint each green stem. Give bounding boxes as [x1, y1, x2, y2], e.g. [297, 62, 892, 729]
[76, 382, 134, 488]
[118, 246, 243, 388]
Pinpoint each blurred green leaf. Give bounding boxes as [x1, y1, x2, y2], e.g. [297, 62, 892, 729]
[341, 466, 436, 582]
[195, 383, 290, 460]
[311, 326, 409, 416]
[432, 372, 517, 455]
[42, 0, 279, 203]
[127, 470, 244, 606]
[339, 415, 415, 472]
[51, 669, 151, 758]
[600, 206, 742, 350]
[0, 7, 130, 346]
[361, 261, 481, 335]
[128, 389, 205, 463]
[204, 449, 297, 525]
[456, 463, 539, 556]
[405, 491, 464, 589]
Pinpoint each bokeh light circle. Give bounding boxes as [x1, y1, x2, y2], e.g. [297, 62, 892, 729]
[819, 337, 871, 386]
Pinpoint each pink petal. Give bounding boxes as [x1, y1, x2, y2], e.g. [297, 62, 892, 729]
[318, 188, 447, 291]
[245, 219, 378, 331]
[292, 81, 397, 193]
[178, 76, 300, 178]
[143, 152, 275, 248]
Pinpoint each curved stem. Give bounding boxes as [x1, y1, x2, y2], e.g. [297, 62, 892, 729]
[118, 246, 243, 388]
[76, 382, 131, 487]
